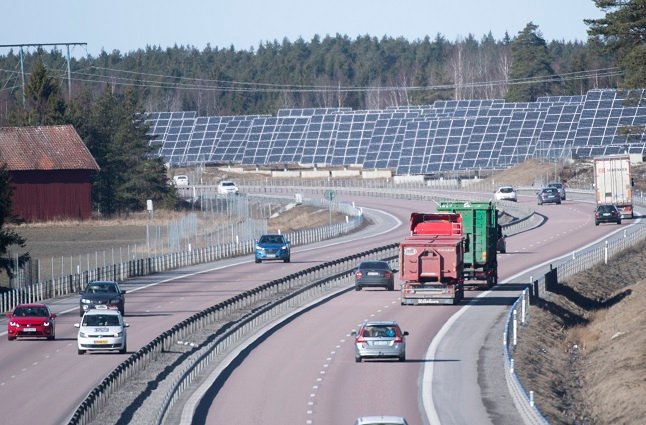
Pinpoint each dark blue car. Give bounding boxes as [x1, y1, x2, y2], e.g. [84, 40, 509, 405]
[255, 234, 291, 263]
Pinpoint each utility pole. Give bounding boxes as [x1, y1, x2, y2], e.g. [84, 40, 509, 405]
[0, 42, 87, 103]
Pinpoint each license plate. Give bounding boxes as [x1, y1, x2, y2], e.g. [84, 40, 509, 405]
[602, 213, 610, 216]
[374, 340, 389, 346]
[94, 339, 108, 344]
[367, 272, 380, 276]
[95, 328, 109, 332]
[266, 254, 275, 258]
[23, 328, 36, 332]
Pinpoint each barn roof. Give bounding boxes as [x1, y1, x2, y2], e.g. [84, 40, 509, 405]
[0, 125, 99, 171]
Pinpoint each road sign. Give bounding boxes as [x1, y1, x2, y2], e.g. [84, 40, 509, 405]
[324, 189, 336, 201]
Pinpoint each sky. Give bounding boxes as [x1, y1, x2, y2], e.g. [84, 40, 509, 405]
[1, 0, 604, 58]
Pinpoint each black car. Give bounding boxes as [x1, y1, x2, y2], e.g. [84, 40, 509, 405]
[537, 187, 561, 205]
[355, 261, 396, 291]
[594, 204, 622, 225]
[79, 280, 126, 317]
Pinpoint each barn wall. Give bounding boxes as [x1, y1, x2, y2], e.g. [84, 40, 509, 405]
[10, 170, 95, 222]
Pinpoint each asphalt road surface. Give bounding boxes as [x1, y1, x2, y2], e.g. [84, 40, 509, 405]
[0, 193, 625, 425]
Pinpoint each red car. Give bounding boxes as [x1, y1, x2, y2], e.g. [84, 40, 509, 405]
[6, 303, 57, 341]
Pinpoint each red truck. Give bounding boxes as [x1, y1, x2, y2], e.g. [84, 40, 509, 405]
[399, 213, 465, 305]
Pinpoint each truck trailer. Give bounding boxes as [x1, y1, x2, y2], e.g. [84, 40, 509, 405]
[437, 201, 500, 287]
[399, 213, 465, 305]
[593, 155, 634, 218]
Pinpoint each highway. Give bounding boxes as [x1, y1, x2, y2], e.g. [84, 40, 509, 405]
[0, 193, 624, 425]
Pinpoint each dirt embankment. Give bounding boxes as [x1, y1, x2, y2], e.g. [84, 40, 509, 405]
[513, 240, 646, 425]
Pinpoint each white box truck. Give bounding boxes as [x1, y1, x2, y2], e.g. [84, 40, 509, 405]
[593, 155, 633, 218]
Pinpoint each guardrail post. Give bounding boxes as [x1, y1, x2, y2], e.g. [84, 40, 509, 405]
[513, 309, 518, 347]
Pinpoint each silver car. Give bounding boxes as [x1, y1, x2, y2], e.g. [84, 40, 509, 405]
[354, 416, 409, 425]
[352, 320, 408, 362]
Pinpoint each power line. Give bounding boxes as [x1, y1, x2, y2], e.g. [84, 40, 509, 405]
[0, 42, 87, 103]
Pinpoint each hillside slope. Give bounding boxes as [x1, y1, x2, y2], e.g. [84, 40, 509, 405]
[513, 237, 646, 424]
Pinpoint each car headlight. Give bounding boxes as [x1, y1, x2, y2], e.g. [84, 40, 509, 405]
[81, 299, 92, 304]
[44, 321, 50, 327]
[255, 245, 264, 251]
[79, 331, 87, 337]
[114, 331, 123, 337]
[9, 321, 18, 327]
[281, 245, 288, 250]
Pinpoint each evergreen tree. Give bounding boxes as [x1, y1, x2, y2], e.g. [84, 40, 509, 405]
[88, 85, 175, 216]
[24, 57, 67, 125]
[506, 23, 558, 101]
[585, 0, 646, 88]
[0, 164, 30, 279]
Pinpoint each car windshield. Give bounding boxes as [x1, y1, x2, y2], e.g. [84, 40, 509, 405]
[598, 205, 616, 212]
[499, 187, 513, 193]
[259, 235, 284, 244]
[359, 262, 389, 270]
[83, 314, 121, 327]
[88, 283, 118, 294]
[221, 182, 235, 187]
[14, 307, 48, 317]
[363, 324, 398, 338]
[548, 183, 562, 188]
[543, 188, 557, 194]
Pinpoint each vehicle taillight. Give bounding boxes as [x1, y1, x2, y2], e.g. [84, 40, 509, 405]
[356, 333, 367, 343]
[384, 271, 391, 279]
[356, 271, 363, 280]
[394, 336, 403, 343]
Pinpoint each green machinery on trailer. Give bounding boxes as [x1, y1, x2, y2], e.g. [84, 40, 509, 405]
[436, 200, 503, 287]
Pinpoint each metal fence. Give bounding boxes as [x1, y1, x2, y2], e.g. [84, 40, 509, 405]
[0, 195, 363, 314]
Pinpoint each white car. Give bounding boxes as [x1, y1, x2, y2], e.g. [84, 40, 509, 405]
[217, 180, 239, 195]
[173, 175, 190, 186]
[75, 307, 129, 355]
[495, 185, 517, 202]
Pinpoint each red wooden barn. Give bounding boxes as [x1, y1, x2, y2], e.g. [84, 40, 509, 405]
[0, 125, 100, 222]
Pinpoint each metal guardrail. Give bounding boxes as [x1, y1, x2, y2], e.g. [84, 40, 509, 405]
[0, 196, 363, 314]
[66, 243, 399, 425]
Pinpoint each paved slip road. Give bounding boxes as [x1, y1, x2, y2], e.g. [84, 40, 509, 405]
[0, 193, 625, 425]
[193, 195, 629, 425]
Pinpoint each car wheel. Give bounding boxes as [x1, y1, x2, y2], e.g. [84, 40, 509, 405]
[617, 220, 622, 225]
[120, 343, 127, 354]
[387, 284, 394, 291]
[355, 356, 362, 363]
[595, 220, 599, 226]
[8, 335, 15, 341]
[284, 257, 290, 263]
[255, 258, 261, 263]
[80, 311, 84, 317]
[78, 349, 85, 355]
[355, 285, 362, 291]
[48, 334, 55, 341]
[557, 201, 561, 205]
[398, 354, 406, 362]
